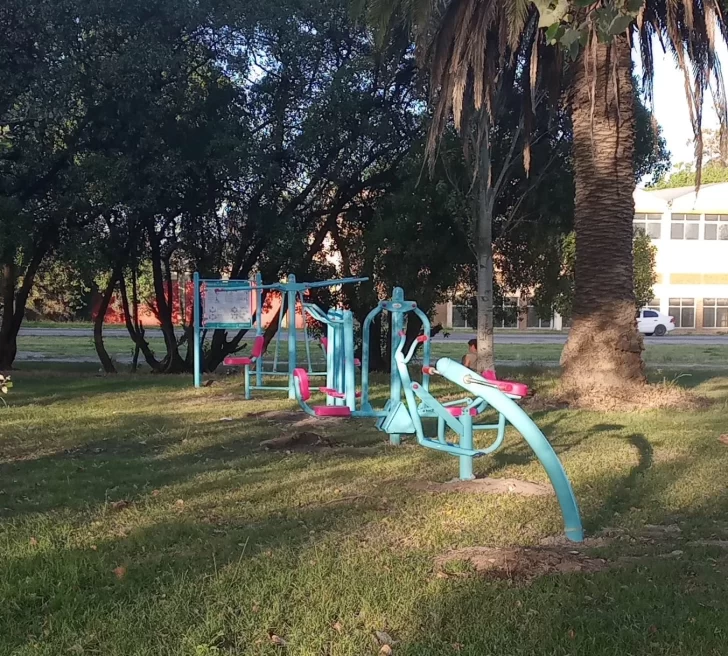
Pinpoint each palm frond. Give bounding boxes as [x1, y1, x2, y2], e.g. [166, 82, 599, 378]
[639, 0, 728, 188]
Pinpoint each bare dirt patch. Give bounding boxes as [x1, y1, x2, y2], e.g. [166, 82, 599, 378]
[548, 381, 709, 412]
[435, 545, 609, 581]
[250, 410, 345, 429]
[412, 477, 553, 496]
[260, 431, 337, 450]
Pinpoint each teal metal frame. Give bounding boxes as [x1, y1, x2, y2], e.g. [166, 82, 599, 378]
[359, 287, 431, 445]
[392, 336, 584, 543]
[193, 273, 367, 397]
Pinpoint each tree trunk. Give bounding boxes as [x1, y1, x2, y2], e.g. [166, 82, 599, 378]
[94, 272, 118, 374]
[0, 263, 18, 369]
[476, 187, 495, 373]
[0, 243, 50, 369]
[119, 270, 160, 371]
[148, 230, 186, 373]
[561, 36, 645, 388]
[474, 116, 495, 373]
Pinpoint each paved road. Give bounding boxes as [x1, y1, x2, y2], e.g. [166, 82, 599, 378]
[17, 327, 728, 346]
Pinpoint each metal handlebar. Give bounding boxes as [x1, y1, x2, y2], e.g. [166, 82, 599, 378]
[394, 331, 428, 365]
[303, 303, 339, 325]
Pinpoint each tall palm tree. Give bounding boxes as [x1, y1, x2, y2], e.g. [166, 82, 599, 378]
[360, 0, 727, 391]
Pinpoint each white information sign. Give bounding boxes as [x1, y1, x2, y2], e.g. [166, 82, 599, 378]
[202, 284, 253, 328]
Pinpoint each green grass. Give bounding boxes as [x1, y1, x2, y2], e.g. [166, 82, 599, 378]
[433, 342, 728, 365]
[15, 334, 728, 367]
[1, 366, 728, 654]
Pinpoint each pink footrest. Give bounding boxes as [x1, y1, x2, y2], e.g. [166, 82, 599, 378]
[313, 406, 351, 417]
[447, 406, 479, 417]
[482, 370, 529, 397]
[319, 387, 345, 399]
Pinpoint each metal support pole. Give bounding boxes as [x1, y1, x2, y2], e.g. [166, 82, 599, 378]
[193, 272, 202, 388]
[389, 288, 404, 446]
[360, 305, 382, 412]
[459, 412, 475, 481]
[287, 274, 297, 399]
[344, 311, 356, 411]
[255, 273, 263, 387]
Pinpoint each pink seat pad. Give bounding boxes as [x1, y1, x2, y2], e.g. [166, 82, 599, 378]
[224, 357, 253, 366]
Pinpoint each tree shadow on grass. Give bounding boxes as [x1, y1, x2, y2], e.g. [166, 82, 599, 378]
[479, 422, 624, 477]
[0, 407, 386, 520]
[583, 433, 653, 533]
[0, 496, 378, 654]
[394, 451, 728, 656]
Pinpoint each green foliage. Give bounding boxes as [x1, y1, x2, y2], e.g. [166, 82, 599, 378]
[650, 161, 728, 189]
[536, 0, 643, 56]
[634, 83, 671, 184]
[633, 230, 657, 308]
[544, 230, 656, 320]
[25, 259, 92, 321]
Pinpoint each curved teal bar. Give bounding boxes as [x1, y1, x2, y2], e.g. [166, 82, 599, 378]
[435, 359, 584, 542]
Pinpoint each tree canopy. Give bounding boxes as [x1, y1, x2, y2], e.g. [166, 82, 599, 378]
[1, 0, 671, 374]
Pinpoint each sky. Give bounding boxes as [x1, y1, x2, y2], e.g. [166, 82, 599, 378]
[645, 38, 728, 166]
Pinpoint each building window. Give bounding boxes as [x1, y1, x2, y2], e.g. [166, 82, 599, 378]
[645, 298, 661, 312]
[526, 306, 553, 329]
[671, 213, 700, 240]
[452, 304, 472, 328]
[453, 298, 519, 329]
[668, 298, 695, 328]
[704, 214, 728, 240]
[634, 213, 662, 239]
[703, 298, 728, 328]
[496, 297, 519, 328]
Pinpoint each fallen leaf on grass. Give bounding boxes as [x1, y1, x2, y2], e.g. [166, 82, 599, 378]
[332, 621, 343, 633]
[29, 536, 38, 546]
[175, 499, 185, 508]
[268, 632, 287, 647]
[110, 500, 131, 511]
[252, 604, 260, 613]
[375, 631, 396, 646]
[113, 566, 127, 580]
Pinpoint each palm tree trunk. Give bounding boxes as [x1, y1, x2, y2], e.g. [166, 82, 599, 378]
[561, 36, 645, 388]
[476, 184, 495, 373]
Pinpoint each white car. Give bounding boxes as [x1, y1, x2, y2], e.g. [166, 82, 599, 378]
[638, 309, 675, 336]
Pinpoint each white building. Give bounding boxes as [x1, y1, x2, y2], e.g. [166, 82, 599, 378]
[634, 182, 728, 331]
[436, 182, 728, 331]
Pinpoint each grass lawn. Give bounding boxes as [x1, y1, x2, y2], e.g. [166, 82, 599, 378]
[1, 365, 728, 654]
[15, 334, 728, 367]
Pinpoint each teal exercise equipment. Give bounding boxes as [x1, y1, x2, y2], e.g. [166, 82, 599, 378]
[289, 288, 583, 543]
[392, 332, 583, 542]
[192, 273, 367, 397]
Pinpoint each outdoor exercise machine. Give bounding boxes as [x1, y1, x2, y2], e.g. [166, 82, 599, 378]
[192, 273, 366, 398]
[292, 287, 434, 432]
[392, 333, 584, 542]
[360, 287, 432, 445]
[291, 298, 583, 542]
